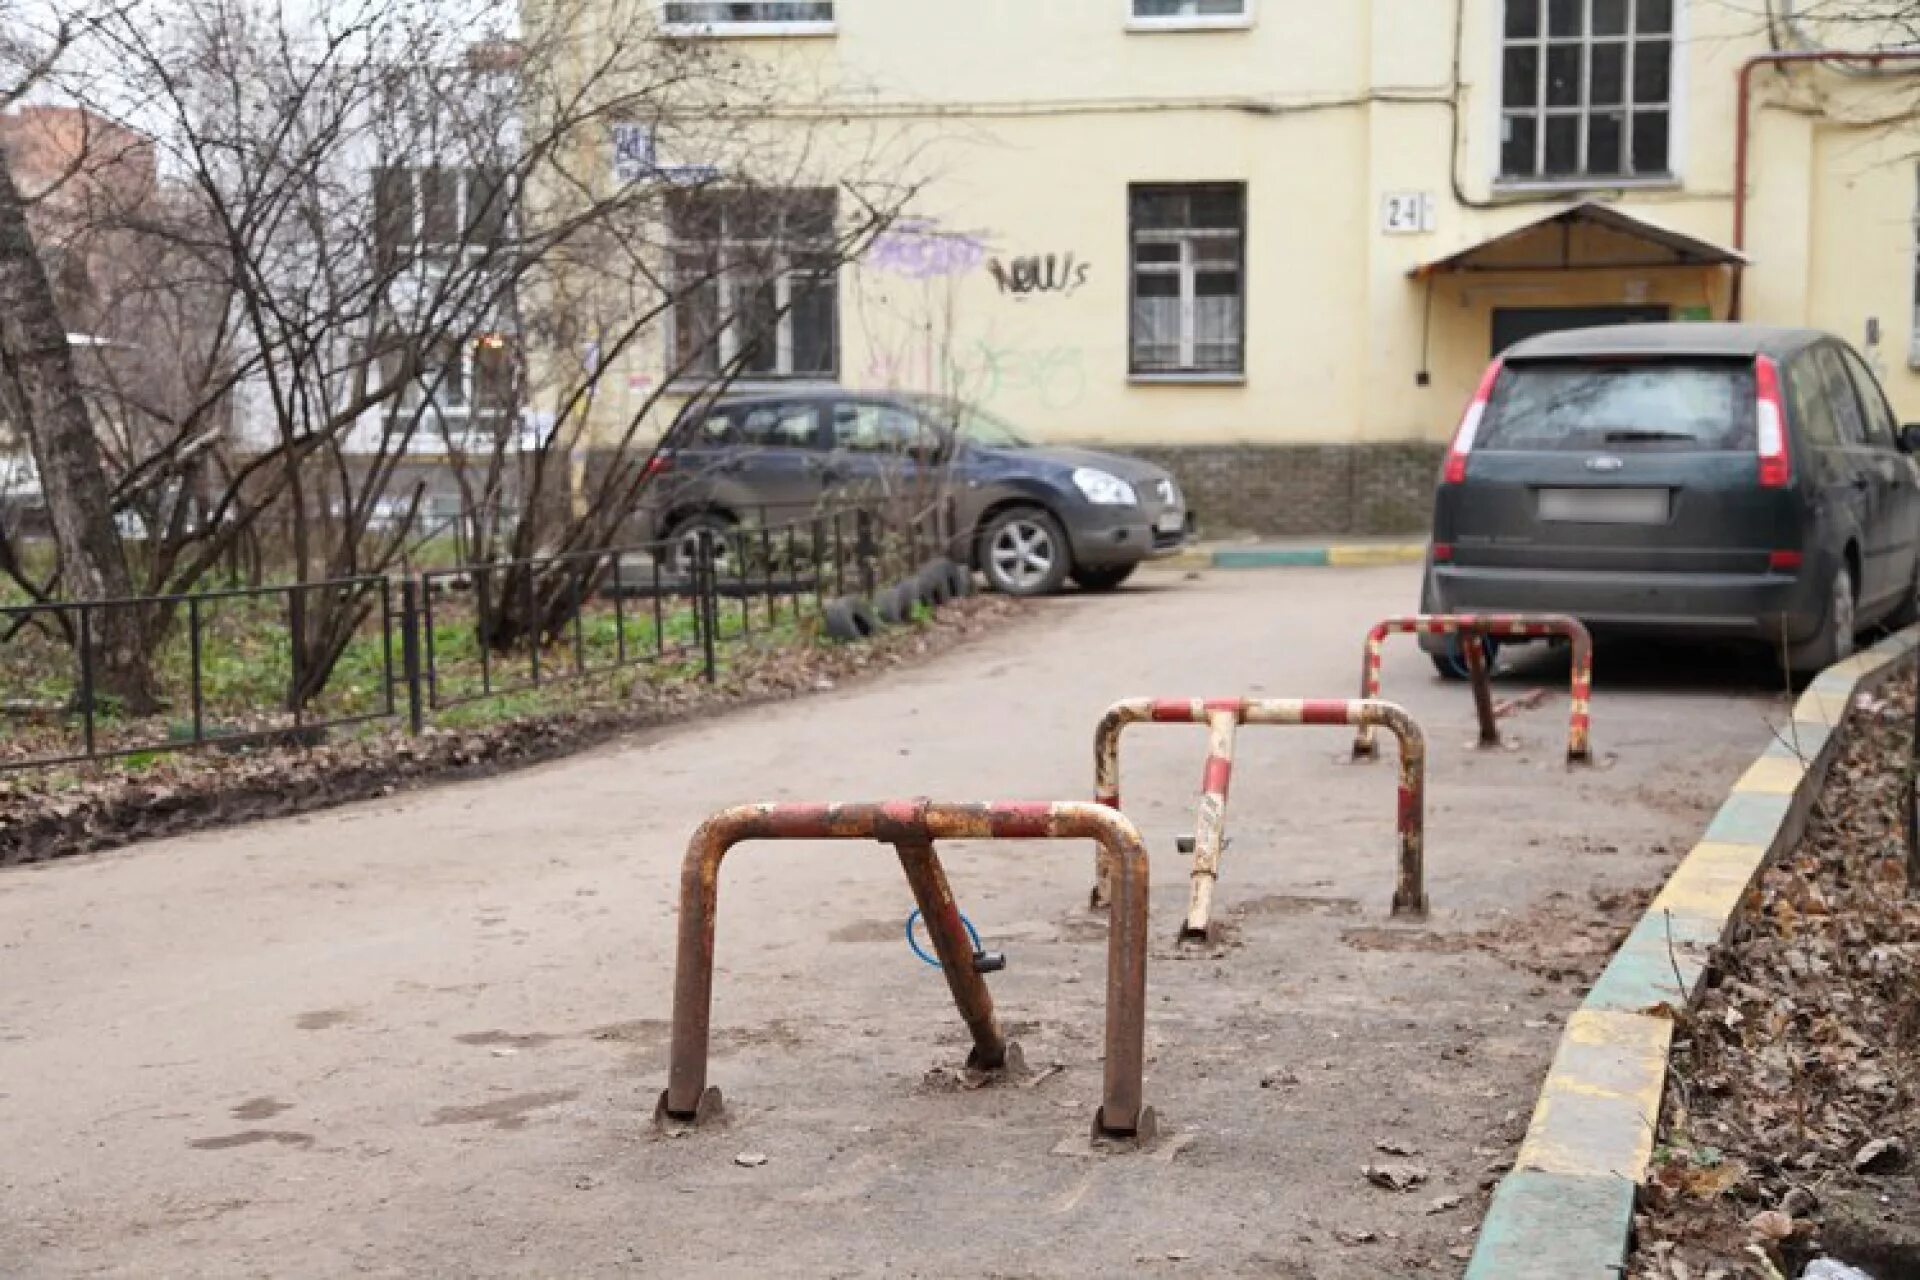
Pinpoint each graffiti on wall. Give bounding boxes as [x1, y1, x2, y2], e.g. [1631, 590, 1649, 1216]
[988, 253, 1090, 299]
[865, 218, 992, 280]
[865, 335, 1088, 413]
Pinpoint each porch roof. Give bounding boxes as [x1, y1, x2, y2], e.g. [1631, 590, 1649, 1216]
[1408, 201, 1748, 279]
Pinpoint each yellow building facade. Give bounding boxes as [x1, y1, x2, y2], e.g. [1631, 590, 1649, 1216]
[575, 0, 1920, 534]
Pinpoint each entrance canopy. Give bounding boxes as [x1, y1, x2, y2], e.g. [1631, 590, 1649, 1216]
[1409, 202, 1747, 279]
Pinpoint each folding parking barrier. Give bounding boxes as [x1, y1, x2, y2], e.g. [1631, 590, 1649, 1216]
[1090, 699, 1426, 941]
[657, 799, 1157, 1141]
[1353, 614, 1594, 764]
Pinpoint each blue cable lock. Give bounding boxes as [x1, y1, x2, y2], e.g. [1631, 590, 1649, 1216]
[906, 910, 1006, 974]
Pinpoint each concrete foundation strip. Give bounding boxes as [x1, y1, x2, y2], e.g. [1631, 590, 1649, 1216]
[1467, 627, 1918, 1279]
[1090, 697, 1427, 936]
[656, 799, 1157, 1142]
[1354, 613, 1594, 764]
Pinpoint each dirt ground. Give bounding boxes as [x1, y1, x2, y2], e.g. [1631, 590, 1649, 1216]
[0, 566, 1793, 1277]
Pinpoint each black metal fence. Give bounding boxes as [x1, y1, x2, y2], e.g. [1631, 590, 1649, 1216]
[0, 500, 956, 774]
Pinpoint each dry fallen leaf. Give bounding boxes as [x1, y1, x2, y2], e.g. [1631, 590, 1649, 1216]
[1363, 1161, 1429, 1192]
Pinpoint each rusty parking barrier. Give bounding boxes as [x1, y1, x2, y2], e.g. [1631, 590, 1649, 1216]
[1091, 699, 1426, 941]
[1353, 614, 1593, 764]
[658, 799, 1157, 1141]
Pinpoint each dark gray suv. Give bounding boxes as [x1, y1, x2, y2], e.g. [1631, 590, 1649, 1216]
[1427, 324, 1920, 674]
[639, 391, 1193, 595]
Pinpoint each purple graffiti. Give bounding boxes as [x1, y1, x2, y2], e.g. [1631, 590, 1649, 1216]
[866, 219, 991, 280]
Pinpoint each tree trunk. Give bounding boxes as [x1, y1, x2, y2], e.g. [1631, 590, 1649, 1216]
[0, 152, 159, 713]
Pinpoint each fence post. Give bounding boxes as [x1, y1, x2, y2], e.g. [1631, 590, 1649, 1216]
[697, 529, 719, 684]
[287, 586, 306, 722]
[76, 605, 96, 760]
[400, 578, 425, 736]
[855, 508, 878, 599]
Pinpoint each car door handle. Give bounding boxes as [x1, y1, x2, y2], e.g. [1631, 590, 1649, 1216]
[1852, 476, 1871, 491]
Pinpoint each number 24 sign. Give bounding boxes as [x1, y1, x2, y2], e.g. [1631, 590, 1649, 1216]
[1381, 192, 1436, 235]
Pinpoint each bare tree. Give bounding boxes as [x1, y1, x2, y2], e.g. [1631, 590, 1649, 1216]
[0, 9, 162, 711]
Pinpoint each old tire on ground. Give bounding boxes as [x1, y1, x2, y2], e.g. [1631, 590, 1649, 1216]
[875, 581, 917, 626]
[916, 561, 955, 608]
[980, 506, 1071, 597]
[822, 597, 880, 643]
[944, 560, 976, 599]
[1070, 564, 1137, 592]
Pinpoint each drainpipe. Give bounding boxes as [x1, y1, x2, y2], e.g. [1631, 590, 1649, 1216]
[1732, 49, 1920, 321]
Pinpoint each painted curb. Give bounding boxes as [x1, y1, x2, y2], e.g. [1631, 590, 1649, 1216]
[1209, 542, 1429, 570]
[1466, 626, 1920, 1280]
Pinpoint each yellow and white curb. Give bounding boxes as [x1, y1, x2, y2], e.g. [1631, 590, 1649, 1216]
[1468, 627, 1919, 1279]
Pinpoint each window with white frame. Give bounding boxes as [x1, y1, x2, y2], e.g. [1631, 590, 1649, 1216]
[1130, 0, 1251, 27]
[1129, 184, 1245, 376]
[670, 188, 838, 381]
[1499, 0, 1675, 182]
[373, 166, 507, 266]
[662, 2, 833, 31]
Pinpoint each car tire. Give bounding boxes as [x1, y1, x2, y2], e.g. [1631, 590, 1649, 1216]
[916, 561, 955, 609]
[980, 507, 1071, 597]
[1071, 564, 1137, 592]
[1787, 563, 1857, 675]
[663, 512, 736, 578]
[944, 560, 976, 599]
[821, 597, 879, 643]
[875, 581, 919, 626]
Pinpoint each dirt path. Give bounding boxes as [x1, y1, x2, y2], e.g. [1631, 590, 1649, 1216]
[0, 567, 1789, 1277]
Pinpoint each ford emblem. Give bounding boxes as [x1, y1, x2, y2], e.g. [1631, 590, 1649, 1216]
[1585, 455, 1625, 473]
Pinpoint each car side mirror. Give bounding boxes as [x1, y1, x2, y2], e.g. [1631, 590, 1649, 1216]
[1901, 424, 1920, 454]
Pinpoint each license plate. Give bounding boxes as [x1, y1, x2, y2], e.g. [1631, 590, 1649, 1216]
[1537, 488, 1670, 525]
[1155, 510, 1186, 534]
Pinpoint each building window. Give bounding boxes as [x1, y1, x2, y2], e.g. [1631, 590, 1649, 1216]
[1129, 184, 1245, 377]
[1499, 0, 1675, 182]
[373, 166, 507, 267]
[1130, 0, 1252, 28]
[670, 188, 838, 381]
[384, 333, 516, 425]
[661, 2, 834, 33]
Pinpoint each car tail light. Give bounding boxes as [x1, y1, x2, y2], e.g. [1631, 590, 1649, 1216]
[1443, 359, 1504, 485]
[642, 451, 674, 479]
[1431, 542, 1454, 563]
[1755, 355, 1791, 489]
[1769, 549, 1803, 571]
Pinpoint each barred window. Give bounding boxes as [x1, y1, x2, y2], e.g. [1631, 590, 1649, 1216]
[1500, 0, 1675, 181]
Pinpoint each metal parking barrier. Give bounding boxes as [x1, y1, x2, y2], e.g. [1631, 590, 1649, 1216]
[657, 799, 1157, 1141]
[1354, 614, 1593, 764]
[1091, 699, 1426, 941]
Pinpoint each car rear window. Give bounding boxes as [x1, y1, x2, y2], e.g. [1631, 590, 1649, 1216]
[1480, 359, 1756, 452]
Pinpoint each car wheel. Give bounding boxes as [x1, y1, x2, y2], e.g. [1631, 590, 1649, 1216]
[1787, 564, 1857, 675]
[664, 513, 736, 578]
[1071, 564, 1137, 592]
[980, 507, 1071, 597]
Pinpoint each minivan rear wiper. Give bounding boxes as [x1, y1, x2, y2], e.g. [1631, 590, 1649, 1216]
[1600, 429, 1696, 443]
